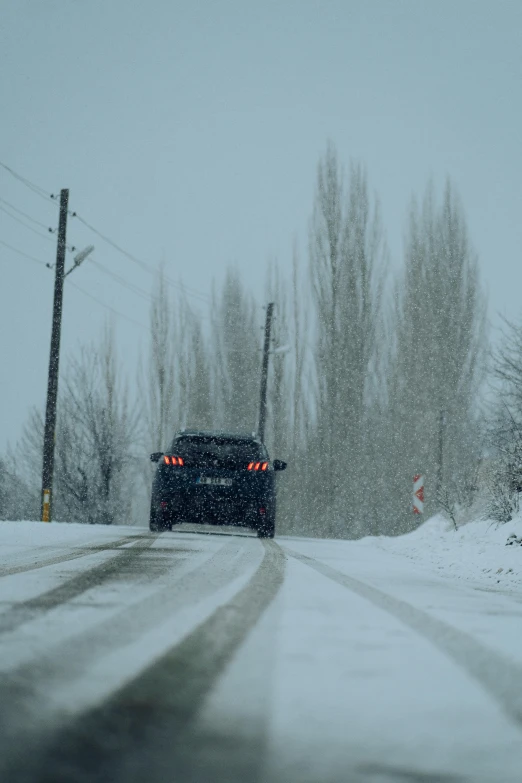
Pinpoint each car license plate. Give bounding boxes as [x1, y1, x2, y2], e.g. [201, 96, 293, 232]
[197, 476, 233, 486]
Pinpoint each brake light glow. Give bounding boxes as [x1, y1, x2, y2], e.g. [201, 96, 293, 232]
[164, 455, 184, 466]
[247, 461, 269, 471]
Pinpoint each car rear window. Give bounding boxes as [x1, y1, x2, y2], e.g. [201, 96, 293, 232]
[173, 437, 264, 463]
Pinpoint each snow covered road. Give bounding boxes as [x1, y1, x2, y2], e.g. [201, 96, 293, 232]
[0, 521, 521, 782]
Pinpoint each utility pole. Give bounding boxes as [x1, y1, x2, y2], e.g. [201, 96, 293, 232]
[41, 189, 69, 522]
[258, 302, 275, 443]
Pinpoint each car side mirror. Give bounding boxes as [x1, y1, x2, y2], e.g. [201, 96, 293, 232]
[273, 459, 287, 472]
[150, 452, 163, 463]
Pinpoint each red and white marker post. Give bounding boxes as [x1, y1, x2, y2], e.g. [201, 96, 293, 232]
[413, 474, 424, 515]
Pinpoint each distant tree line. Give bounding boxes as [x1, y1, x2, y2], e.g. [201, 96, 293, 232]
[8, 141, 522, 534]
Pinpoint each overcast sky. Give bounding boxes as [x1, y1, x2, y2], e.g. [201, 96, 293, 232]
[1, 0, 521, 451]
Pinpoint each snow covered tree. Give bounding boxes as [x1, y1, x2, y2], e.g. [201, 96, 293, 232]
[0, 452, 40, 519]
[211, 267, 260, 433]
[387, 182, 487, 530]
[139, 267, 178, 453]
[485, 316, 522, 522]
[290, 244, 310, 458]
[308, 144, 386, 536]
[8, 327, 138, 524]
[0, 457, 38, 520]
[181, 305, 213, 430]
[264, 261, 291, 460]
[54, 326, 139, 524]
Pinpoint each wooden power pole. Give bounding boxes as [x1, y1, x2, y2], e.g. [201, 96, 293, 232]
[41, 188, 69, 522]
[258, 302, 275, 443]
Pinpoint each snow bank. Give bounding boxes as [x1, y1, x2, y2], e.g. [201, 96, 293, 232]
[375, 513, 522, 590]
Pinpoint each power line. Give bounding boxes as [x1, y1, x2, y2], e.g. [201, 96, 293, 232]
[66, 278, 150, 333]
[0, 160, 56, 205]
[0, 238, 150, 330]
[0, 158, 211, 310]
[89, 257, 153, 303]
[0, 202, 56, 242]
[0, 159, 211, 306]
[0, 233, 210, 328]
[88, 255, 212, 324]
[0, 238, 49, 267]
[71, 211, 212, 305]
[0, 196, 53, 231]
[89, 255, 212, 323]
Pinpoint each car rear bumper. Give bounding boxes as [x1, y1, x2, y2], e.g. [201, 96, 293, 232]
[158, 489, 271, 526]
[153, 467, 274, 526]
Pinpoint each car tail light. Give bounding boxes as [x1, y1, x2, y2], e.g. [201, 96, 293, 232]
[247, 461, 269, 471]
[163, 455, 184, 466]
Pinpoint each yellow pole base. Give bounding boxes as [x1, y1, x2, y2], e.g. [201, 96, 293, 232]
[42, 490, 51, 522]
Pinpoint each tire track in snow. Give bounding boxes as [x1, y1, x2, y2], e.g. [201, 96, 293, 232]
[0, 534, 141, 577]
[0, 536, 241, 769]
[0, 535, 158, 635]
[286, 548, 522, 728]
[3, 540, 285, 783]
[8, 535, 256, 690]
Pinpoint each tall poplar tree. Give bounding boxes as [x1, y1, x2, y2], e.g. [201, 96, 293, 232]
[211, 268, 260, 433]
[387, 182, 486, 530]
[309, 144, 386, 536]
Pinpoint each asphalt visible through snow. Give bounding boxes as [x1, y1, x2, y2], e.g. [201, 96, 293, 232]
[0, 523, 521, 783]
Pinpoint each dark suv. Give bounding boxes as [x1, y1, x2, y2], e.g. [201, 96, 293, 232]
[149, 431, 287, 537]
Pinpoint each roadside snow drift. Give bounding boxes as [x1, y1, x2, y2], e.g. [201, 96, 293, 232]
[373, 513, 522, 589]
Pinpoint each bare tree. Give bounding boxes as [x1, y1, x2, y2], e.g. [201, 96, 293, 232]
[185, 306, 213, 429]
[211, 267, 260, 433]
[55, 326, 139, 524]
[290, 243, 310, 457]
[485, 316, 522, 522]
[140, 267, 177, 453]
[309, 144, 386, 536]
[265, 260, 291, 459]
[10, 327, 138, 524]
[0, 454, 39, 520]
[387, 181, 487, 530]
